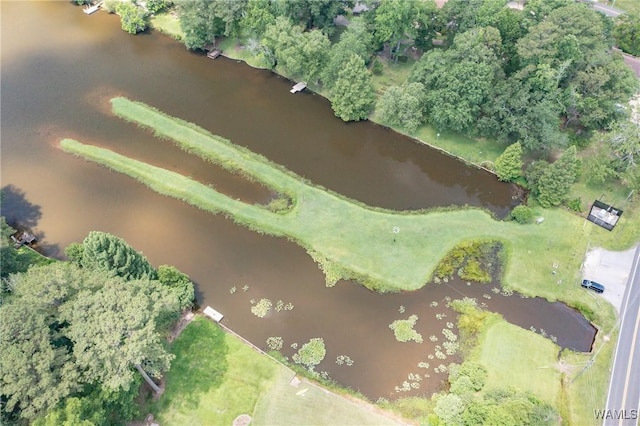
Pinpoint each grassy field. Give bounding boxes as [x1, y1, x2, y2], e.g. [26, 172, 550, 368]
[149, 12, 184, 41]
[151, 317, 278, 425]
[472, 317, 563, 406]
[253, 369, 403, 425]
[60, 97, 624, 328]
[564, 332, 617, 426]
[151, 316, 406, 425]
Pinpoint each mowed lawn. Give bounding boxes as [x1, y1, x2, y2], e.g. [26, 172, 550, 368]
[253, 370, 403, 425]
[473, 318, 562, 406]
[152, 317, 406, 425]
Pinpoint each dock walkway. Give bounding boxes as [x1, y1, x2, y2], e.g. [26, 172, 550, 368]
[290, 82, 307, 93]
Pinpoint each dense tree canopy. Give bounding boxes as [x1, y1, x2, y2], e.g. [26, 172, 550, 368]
[411, 27, 503, 134]
[1, 230, 189, 422]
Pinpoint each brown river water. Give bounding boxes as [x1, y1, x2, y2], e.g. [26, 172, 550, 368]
[1, 1, 595, 399]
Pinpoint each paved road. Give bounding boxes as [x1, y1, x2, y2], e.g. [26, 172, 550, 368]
[589, 1, 624, 17]
[604, 244, 640, 426]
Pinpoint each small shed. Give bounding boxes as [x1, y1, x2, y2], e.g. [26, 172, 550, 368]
[587, 200, 623, 231]
[203, 306, 224, 322]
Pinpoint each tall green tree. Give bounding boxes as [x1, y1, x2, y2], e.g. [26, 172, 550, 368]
[613, 12, 640, 56]
[261, 16, 303, 70]
[329, 54, 375, 121]
[0, 303, 81, 421]
[239, 0, 276, 37]
[80, 231, 156, 281]
[494, 142, 523, 182]
[374, 0, 421, 61]
[115, 2, 148, 35]
[411, 27, 503, 134]
[274, 0, 343, 32]
[376, 82, 427, 133]
[536, 146, 579, 207]
[177, 0, 223, 50]
[322, 17, 373, 87]
[61, 278, 178, 393]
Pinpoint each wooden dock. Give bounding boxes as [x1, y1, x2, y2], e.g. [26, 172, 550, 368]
[290, 82, 307, 93]
[203, 306, 224, 322]
[83, 1, 103, 15]
[206, 49, 222, 60]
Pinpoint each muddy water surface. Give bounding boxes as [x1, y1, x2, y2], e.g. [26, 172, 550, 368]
[1, 1, 594, 400]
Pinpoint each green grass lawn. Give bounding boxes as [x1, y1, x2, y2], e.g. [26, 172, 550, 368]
[472, 317, 562, 406]
[149, 12, 184, 41]
[564, 332, 617, 426]
[60, 97, 624, 329]
[253, 369, 403, 425]
[152, 316, 406, 425]
[370, 56, 415, 96]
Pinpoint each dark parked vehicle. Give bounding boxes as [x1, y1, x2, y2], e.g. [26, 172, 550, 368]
[582, 279, 605, 293]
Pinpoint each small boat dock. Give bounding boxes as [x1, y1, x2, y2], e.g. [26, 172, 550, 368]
[290, 82, 307, 93]
[11, 231, 36, 248]
[83, 1, 103, 15]
[203, 306, 224, 322]
[204, 45, 222, 60]
[207, 50, 222, 60]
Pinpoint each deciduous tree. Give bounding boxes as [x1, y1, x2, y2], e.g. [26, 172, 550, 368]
[613, 12, 640, 56]
[116, 2, 147, 35]
[61, 278, 178, 392]
[376, 83, 427, 133]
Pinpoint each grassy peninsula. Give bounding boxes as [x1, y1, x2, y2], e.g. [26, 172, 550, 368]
[61, 98, 612, 313]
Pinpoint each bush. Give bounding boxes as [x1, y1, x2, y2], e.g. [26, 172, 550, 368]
[510, 205, 533, 224]
[371, 57, 383, 75]
[566, 197, 583, 212]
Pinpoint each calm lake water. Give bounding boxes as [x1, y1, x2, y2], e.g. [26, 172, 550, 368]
[1, 1, 595, 399]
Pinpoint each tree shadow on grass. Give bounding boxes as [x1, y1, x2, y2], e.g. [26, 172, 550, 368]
[157, 318, 229, 411]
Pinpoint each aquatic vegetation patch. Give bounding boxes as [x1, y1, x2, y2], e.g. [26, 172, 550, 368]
[292, 338, 326, 369]
[251, 298, 272, 318]
[389, 314, 423, 343]
[433, 240, 501, 284]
